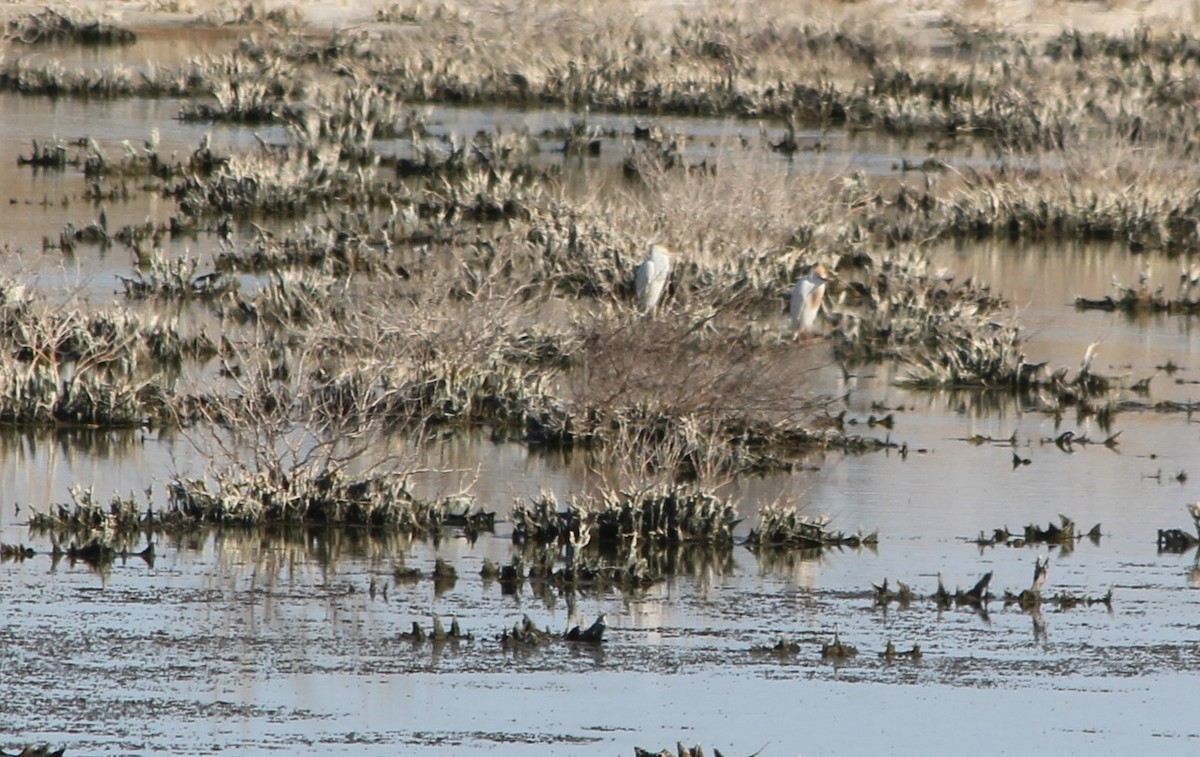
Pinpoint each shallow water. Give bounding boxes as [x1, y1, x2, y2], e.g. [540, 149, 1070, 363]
[3, 80, 1200, 757]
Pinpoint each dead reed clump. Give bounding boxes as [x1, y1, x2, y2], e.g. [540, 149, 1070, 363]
[872, 571, 1003, 611]
[1044, 27, 1200, 67]
[512, 486, 739, 550]
[1156, 502, 1200, 552]
[223, 270, 344, 328]
[166, 467, 490, 530]
[510, 492, 581, 546]
[972, 515, 1101, 551]
[27, 485, 156, 568]
[202, 7, 1200, 150]
[872, 577, 915, 608]
[512, 207, 643, 300]
[193, 0, 304, 29]
[171, 142, 354, 218]
[72, 131, 193, 206]
[747, 500, 877, 549]
[120, 252, 236, 301]
[500, 614, 556, 648]
[214, 226, 392, 275]
[16, 139, 76, 169]
[539, 306, 858, 471]
[0, 279, 202, 426]
[515, 536, 727, 591]
[309, 355, 549, 431]
[291, 267, 870, 476]
[0, 56, 146, 96]
[634, 743, 727, 757]
[932, 570, 993, 609]
[889, 140, 1200, 251]
[294, 78, 434, 160]
[5, 7, 136, 46]
[597, 484, 736, 550]
[0, 366, 165, 427]
[52, 218, 111, 254]
[890, 317, 1025, 389]
[1076, 266, 1200, 314]
[0, 744, 67, 757]
[169, 128, 542, 226]
[319, 333, 553, 431]
[820, 626, 858, 659]
[180, 49, 421, 133]
[1021, 515, 1100, 547]
[28, 484, 148, 533]
[821, 245, 1027, 389]
[0, 543, 36, 561]
[563, 613, 607, 643]
[287, 278, 575, 439]
[10, 6, 1200, 156]
[1001, 555, 1113, 613]
[401, 615, 471, 643]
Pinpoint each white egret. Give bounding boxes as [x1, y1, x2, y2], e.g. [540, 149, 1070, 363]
[789, 263, 832, 338]
[634, 243, 672, 312]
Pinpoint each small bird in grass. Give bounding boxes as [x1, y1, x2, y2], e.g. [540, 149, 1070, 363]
[634, 243, 672, 312]
[790, 263, 833, 339]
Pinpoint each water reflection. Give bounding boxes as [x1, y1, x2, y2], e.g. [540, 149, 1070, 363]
[754, 544, 830, 584]
[0, 425, 145, 465]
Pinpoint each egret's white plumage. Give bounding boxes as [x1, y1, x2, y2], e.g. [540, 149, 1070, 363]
[790, 264, 831, 337]
[634, 243, 672, 312]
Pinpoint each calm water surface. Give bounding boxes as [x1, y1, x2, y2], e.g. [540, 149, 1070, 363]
[2, 79, 1199, 756]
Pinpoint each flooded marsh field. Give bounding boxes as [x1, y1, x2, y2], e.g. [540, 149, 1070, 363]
[3, 1, 1200, 755]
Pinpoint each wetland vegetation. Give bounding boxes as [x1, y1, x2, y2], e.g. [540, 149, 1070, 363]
[6, 0, 1193, 502]
[4, 0, 1200, 754]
